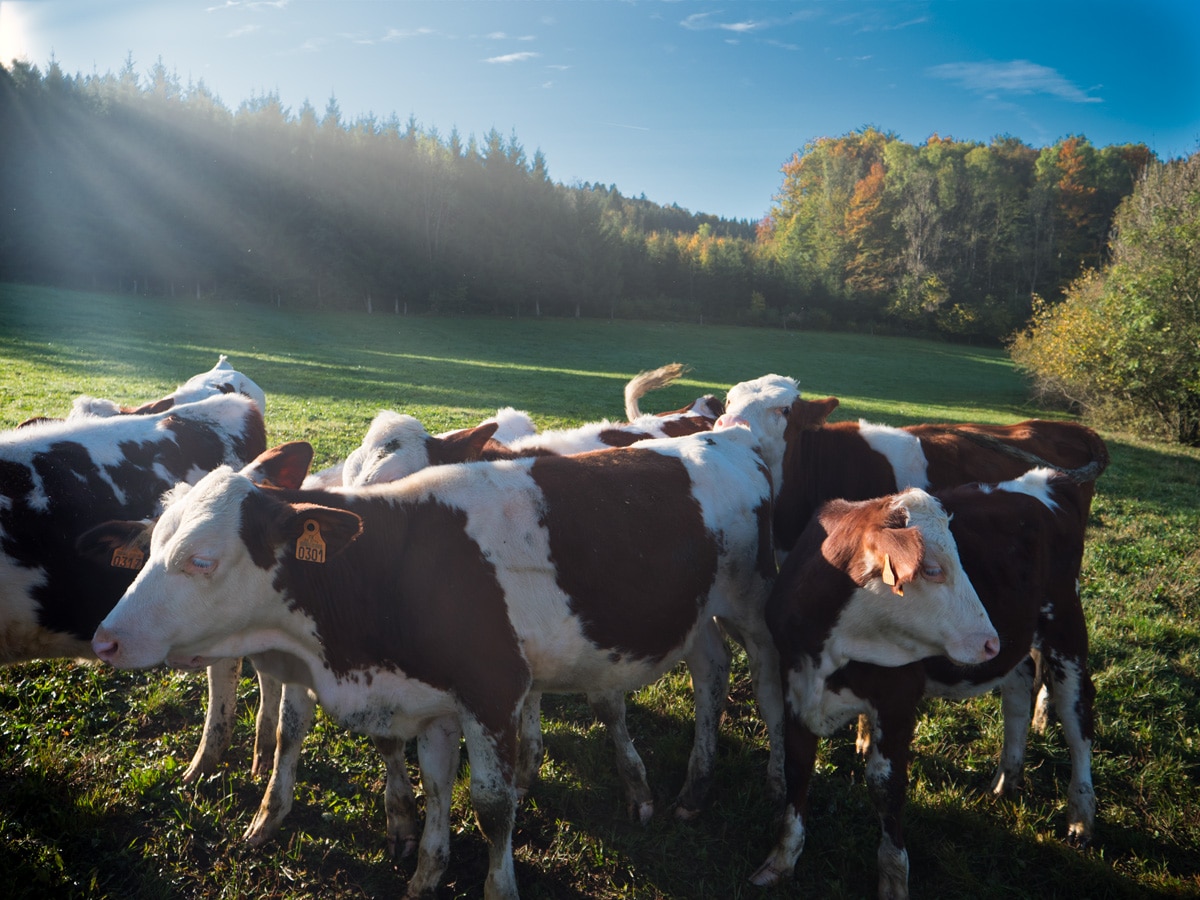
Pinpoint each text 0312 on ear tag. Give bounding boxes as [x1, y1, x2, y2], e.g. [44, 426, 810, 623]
[111, 545, 144, 570]
[296, 519, 327, 564]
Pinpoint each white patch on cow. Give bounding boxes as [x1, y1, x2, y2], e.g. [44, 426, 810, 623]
[69, 396, 123, 418]
[993, 467, 1060, 510]
[786, 667, 869, 736]
[858, 421, 929, 489]
[474, 407, 536, 445]
[723, 374, 799, 492]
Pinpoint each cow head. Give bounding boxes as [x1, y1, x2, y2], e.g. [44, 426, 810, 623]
[817, 488, 999, 670]
[91, 461, 364, 671]
[722, 374, 800, 493]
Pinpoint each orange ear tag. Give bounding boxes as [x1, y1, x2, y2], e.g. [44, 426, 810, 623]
[296, 519, 327, 564]
[111, 544, 145, 570]
[882, 553, 903, 595]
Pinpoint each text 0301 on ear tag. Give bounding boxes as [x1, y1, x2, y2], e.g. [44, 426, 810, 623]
[296, 519, 327, 564]
[111, 545, 144, 570]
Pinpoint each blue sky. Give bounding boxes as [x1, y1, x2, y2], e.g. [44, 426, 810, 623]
[3, 0, 1198, 222]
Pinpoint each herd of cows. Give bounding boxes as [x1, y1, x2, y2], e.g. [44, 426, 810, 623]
[0, 357, 1110, 900]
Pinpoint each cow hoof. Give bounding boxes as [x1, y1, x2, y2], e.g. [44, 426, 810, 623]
[673, 804, 701, 822]
[748, 860, 785, 887]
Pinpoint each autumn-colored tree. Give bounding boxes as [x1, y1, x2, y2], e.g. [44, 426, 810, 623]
[1011, 151, 1200, 444]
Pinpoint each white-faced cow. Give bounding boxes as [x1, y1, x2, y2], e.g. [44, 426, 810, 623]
[246, 389, 723, 851]
[722, 374, 1107, 730]
[91, 427, 789, 899]
[752, 469, 1095, 899]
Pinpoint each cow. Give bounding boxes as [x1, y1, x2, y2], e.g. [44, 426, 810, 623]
[0, 393, 267, 783]
[721, 374, 1107, 730]
[751, 469, 1095, 899]
[244, 393, 723, 850]
[90, 427, 799, 899]
[69, 354, 266, 418]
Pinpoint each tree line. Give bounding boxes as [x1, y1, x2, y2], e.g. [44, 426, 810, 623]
[0, 56, 1156, 341]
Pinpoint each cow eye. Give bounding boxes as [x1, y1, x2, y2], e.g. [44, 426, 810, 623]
[778, 406, 790, 417]
[922, 563, 945, 582]
[185, 556, 218, 576]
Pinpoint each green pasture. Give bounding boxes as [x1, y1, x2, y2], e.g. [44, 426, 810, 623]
[0, 283, 1197, 899]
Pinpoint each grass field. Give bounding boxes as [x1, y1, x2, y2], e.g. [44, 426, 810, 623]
[1, 283, 1198, 899]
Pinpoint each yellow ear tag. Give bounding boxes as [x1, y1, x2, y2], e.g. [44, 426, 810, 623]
[882, 553, 903, 595]
[296, 519, 327, 564]
[111, 544, 145, 570]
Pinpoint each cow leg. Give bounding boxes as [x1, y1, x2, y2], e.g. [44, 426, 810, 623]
[244, 683, 316, 845]
[514, 690, 544, 800]
[724, 614, 787, 804]
[374, 735, 419, 859]
[1045, 651, 1096, 846]
[990, 655, 1037, 796]
[748, 708, 820, 886]
[460, 716, 519, 900]
[184, 657, 242, 783]
[867, 701, 919, 900]
[405, 716, 462, 899]
[739, 624, 787, 806]
[252, 669, 283, 778]
[587, 689, 653, 823]
[675, 618, 732, 818]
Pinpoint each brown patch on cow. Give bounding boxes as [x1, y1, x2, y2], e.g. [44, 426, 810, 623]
[597, 428, 652, 448]
[244, 487, 529, 744]
[529, 448, 719, 662]
[774, 419, 900, 554]
[658, 415, 715, 438]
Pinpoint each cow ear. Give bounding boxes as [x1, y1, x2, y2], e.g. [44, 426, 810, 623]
[865, 525, 924, 595]
[429, 421, 501, 465]
[246, 442, 314, 489]
[283, 503, 363, 563]
[76, 519, 153, 571]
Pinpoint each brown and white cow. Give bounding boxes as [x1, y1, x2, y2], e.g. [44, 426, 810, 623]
[243, 393, 723, 850]
[0, 394, 267, 782]
[722, 374, 1107, 730]
[69, 354, 267, 418]
[752, 469, 1095, 899]
[90, 427, 790, 899]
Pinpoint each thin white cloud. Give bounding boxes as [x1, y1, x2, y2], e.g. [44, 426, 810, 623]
[602, 122, 651, 132]
[546, 64, 571, 71]
[484, 51, 541, 64]
[681, 9, 817, 33]
[382, 27, 435, 42]
[207, 0, 289, 11]
[227, 24, 260, 38]
[928, 60, 1102, 104]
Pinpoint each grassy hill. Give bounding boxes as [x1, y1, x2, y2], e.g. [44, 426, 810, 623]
[1, 283, 1197, 899]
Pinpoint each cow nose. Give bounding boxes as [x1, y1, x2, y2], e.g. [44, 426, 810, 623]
[715, 413, 750, 430]
[983, 635, 1000, 660]
[92, 627, 119, 663]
